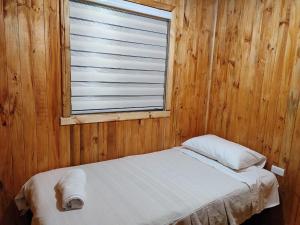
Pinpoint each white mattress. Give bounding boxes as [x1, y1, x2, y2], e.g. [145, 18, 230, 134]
[16, 147, 279, 225]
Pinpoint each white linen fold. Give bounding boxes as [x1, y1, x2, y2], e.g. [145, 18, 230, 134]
[56, 169, 87, 210]
[178, 147, 280, 212]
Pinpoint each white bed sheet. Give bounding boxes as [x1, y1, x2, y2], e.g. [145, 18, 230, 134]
[178, 147, 279, 211]
[15, 147, 279, 225]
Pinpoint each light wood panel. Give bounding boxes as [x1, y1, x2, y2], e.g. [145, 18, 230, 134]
[0, 0, 216, 223]
[3, 0, 300, 224]
[207, 0, 300, 224]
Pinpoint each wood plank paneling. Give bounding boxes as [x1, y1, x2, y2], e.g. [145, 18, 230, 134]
[4, 0, 25, 196]
[0, 0, 10, 220]
[17, 0, 38, 184]
[2, 0, 300, 224]
[207, 0, 300, 224]
[44, 0, 64, 169]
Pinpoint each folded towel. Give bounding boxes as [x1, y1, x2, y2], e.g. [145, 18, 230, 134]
[57, 169, 87, 211]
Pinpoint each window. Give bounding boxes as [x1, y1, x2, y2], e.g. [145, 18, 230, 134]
[61, 0, 176, 125]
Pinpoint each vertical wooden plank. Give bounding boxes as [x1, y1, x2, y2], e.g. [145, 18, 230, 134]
[209, 0, 236, 137]
[282, 54, 300, 200]
[116, 121, 126, 157]
[59, 126, 71, 168]
[278, 0, 300, 172]
[151, 118, 163, 151]
[0, 0, 11, 219]
[251, 0, 281, 157]
[4, 0, 25, 194]
[17, 0, 39, 181]
[232, 0, 257, 143]
[98, 123, 108, 161]
[204, 0, 218, 134]
[174, 0, 196, 144]
[261, 0, 291, 165]
[121, 121, 136, 156]
[129, 120, 139, 155]
[106, 121, 118, 159]
[25, 0, 50, 173]
[44, 0, 67, 168]
[136, 119, 146, 154]
[165, 9, 176, 110]
[240, 0, 263, 150]
[60, 0, 71, 117]
[206, 0, 229, 135]
[70, 125, 80, 166]
[245, 0, 274, 152]
[156, 119, 165, 150]
[90, 124, 99, 162]
[144, 119, 153, 153]
[80, 124, 91, 164]
[226, 0, 257, 144]
[170, 0, 183, 145]
[162, 117, 171, 149]
[256, 0, 293, 161]
[58, 0, 71, 168]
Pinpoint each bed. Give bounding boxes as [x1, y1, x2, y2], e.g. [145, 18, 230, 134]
[16, 147, 279, 225]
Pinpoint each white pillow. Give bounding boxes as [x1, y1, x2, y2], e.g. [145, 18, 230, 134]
[182, 134, 266, 170]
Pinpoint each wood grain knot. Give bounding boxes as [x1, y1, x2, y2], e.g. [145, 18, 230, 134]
[2, 120, 7, 127]
[265, 7, 273, 13]
[279, 20, 289, 26]
[92, 136, 98, 143]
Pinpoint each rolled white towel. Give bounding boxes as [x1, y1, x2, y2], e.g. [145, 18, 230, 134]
[57, 169, 87, 211]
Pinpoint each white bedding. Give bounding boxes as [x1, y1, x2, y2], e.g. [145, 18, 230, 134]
[16, 147, 279, 225]
[179, 148, 279, 210]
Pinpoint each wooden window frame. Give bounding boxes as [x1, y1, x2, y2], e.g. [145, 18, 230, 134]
[60, 0, 176, 125]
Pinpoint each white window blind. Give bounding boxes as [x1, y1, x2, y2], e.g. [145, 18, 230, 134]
[69, 0, 170, 115]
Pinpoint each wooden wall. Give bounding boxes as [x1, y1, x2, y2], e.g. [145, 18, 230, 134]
[207, 0, 300, 225]
[1, 0, 300, 224]
[0, 0, 216, 223]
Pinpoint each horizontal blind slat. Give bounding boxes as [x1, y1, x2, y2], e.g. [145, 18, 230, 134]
[71, 82, 164, 96]
[72, 96, 164, 110]
[70, 35, 166, 59]
[71, 67, 165, 83]
[71, 51, 166, 71]
[70, 18, 167, 47]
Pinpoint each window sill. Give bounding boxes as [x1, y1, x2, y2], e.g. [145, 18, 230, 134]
[60, 111, 170, 125]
